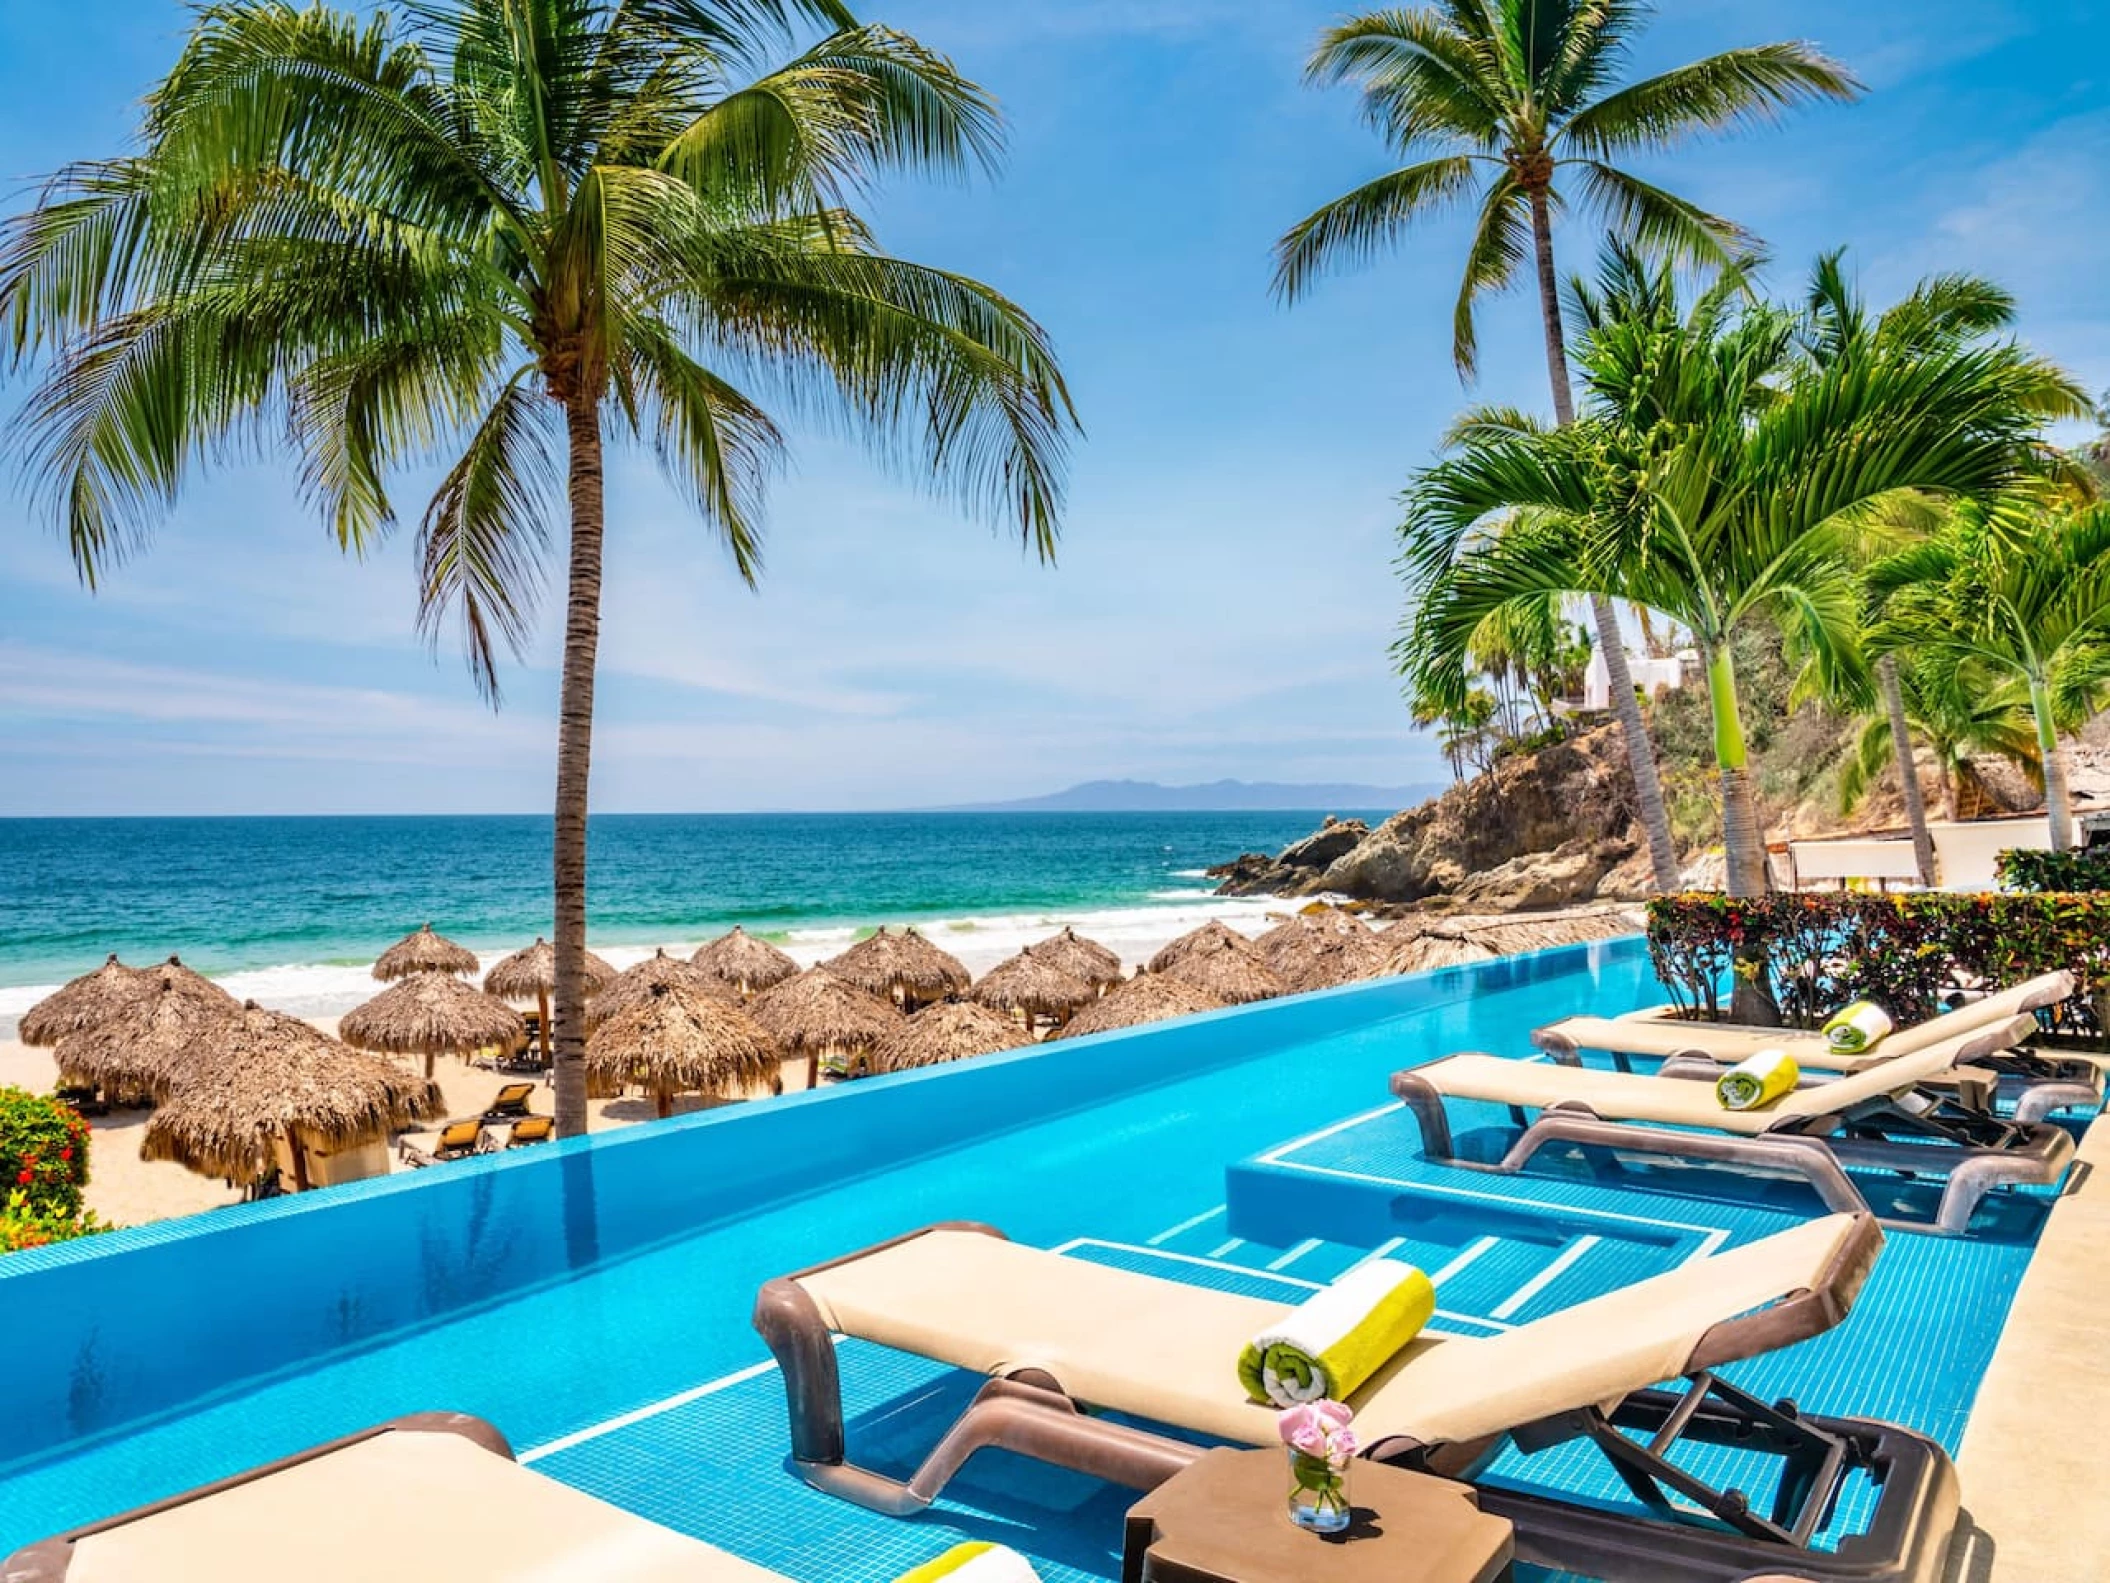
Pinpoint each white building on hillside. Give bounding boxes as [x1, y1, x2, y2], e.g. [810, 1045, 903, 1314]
[1581, 649, 1689, 712]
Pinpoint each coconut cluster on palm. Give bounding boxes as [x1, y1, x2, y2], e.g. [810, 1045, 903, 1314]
[824, 927, 969, 1010]
[690, 927, 798, 997]
[585, 981, 782, 1118]
[750, 968, 902, 1087]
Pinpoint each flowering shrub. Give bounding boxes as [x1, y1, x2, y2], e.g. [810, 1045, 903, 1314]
[1995, 849, 2110, 893]
[0, 1087, 92, 1219]
[0, 1189, 106, 1254]
[1646, 891, 2110, 1033]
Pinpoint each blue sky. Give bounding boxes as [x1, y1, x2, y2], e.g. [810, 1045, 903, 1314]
[0, 0, 2103, 815]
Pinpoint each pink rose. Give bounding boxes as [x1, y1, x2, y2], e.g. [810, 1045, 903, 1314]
[1278, 1399, 1356, 1457]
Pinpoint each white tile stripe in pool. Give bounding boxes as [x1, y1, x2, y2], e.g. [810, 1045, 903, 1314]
[1146, 1205, 1225, 1245]
[1206, 1238, 1245, 1258]
[517, 1354, 796, 1464]
[1343, 1235, 1407, 1272]
[1427, 1235, 1500, 1285]
[1264, 1238, 1325, 1271]
[1489, 1234, 1602, 1320]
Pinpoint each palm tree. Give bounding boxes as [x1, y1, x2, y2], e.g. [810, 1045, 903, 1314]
[1869, 495, 2110, 852]
[0, 0, 1076, 1136]
[1276, 0, 1859, 895]
[1398, 251, 2056, 902]
[1835, 655, 2039, 827]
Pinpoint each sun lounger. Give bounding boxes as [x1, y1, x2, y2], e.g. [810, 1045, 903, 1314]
[1534, 969, 2078, 1081]
[755, 1216, 1954, 1583]
[482, 1082, 538, 1121]
[434, 1119, 492, 1159]
[506, 1115, 554, 1147]
[1395, 1015, 2075, 1233]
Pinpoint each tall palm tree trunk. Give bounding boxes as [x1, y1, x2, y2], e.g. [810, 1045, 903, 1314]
[1878, 657, 1937, 886]
[551, 395, 608, 1137]
[1705, 643, 1777, 1022]
[1528, 192, 1681, 893]
[2029, 678, 2074, 852]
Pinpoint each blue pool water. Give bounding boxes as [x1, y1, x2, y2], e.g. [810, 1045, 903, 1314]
[0, 939, 2067, 1580]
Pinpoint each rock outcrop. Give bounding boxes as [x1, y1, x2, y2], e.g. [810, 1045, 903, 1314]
[1212, 725, 1643, 907]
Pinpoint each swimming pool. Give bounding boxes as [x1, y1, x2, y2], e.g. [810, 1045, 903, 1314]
[0, 939, 2066, 1579]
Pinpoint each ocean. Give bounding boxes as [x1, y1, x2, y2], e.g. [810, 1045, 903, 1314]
[0, 811, 1373, 1023]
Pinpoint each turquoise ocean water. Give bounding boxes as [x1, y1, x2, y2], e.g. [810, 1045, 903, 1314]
[0, 811, 1377, 1015]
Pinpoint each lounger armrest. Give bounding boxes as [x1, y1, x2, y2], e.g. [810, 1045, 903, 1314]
[1685, 1213, 1883, 1374]
[2017, 971, 2078, 1013]
[1953, 1014, 2041, 1067]
[1528, 1027, 1584, 1066]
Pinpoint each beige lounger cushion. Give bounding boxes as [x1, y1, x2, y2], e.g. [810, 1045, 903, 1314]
[795, 1214, 1862, 1451]
[1429, 1018, 2032, 1135]
[1546, 970, 2072, 1074]
[65, 1428, 782, 1583]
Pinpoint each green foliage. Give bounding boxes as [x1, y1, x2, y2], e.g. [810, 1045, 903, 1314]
[1273, 0, 1859, 375]
[0, 1190, 108, 1255]
[0, 1087, 91, 1219]
[1996, 849, 2110, 893]
[1645, 891, 2110, 1030]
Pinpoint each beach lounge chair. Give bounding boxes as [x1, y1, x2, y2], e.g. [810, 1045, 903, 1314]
[0, 1413, 788, 1581]
[434, 1120, 492, 1160]
[755, 1214, 1956, 1583]
[1394, 1015, 2075, 1234]
[506, 1115, 554, 1147]
[482, 1082, 538, 1121]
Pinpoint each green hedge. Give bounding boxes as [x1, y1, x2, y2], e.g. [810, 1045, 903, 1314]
[0, 1087, 91, 1219]
[1995, 848, 2110, 893]
[1645, 891, 2110, 1030]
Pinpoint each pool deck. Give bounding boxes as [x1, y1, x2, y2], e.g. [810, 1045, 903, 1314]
[1950, 1113, 2110, 1581]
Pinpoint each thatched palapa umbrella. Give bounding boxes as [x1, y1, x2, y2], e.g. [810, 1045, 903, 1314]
[340, 972, 527, 1080]
[19, 955, 145, 1047]
[1377, 926, 1496, 975]
[591, 949, 735, 1029]
[1256, 910, 1386, 993]
[485, 936, 615, 1063]
[585, 981, 782, 1118]
[1146, 920, 1259, 975]
[49, 968, 239, 1103]
[1031, 926, 1123, 993]
[690, 926, 798, 997]
[372, 923, 480, 982]
[1052, 973, 1226, 1040]
[1156, 930, 1285, 1005]
[751, 967, 902, 1087]
[143, 1003, 443, 1191]
[969, 949, 1095, 1033]
[868, 1001, 1030, 1074]
[825, 927, 969, 1010]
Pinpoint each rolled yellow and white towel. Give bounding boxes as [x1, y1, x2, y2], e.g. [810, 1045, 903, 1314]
[1237, 1257, 1435, 1408]
[894, 1543, 1041, 1583]
[1823, 1000, 1893, 1054]
[1717, 1048, 1799, 1111]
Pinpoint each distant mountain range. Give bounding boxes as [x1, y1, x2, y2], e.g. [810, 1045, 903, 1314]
[941, 779, 1442, 813]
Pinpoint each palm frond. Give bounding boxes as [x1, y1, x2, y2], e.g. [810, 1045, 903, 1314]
[1559, 43, 1861, 158]
[1271, 156, 1482, 304]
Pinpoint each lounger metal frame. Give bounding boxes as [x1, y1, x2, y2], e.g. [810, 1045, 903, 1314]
[753, 1219, 1957, 1583]
[1389, 1052, 2076, 1235]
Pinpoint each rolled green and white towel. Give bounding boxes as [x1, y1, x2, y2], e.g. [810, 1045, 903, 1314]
[1823, 1000, 1893, 1053]
[1717, 1048, 1799, 1111]
[893, 1543, 1041, 1583]
[1237, 1257, 1435, 1408]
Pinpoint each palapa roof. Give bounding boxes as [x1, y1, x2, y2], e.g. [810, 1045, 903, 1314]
[1031, 926, 1123, 990]
[372, 923, 480, 982]
[868, 1001, 1030, 1074]
[1146, 920, 1261, 975]
[589, 949, 736, 1028]
[49, 969, 240, 1101]
[584, 981, 782, 1096]
[1051, 973, 1227, 1040]
[968, 949, 1096, 1018]
[1156, 930, 1285, 1004]
[339, 972, 526, 1057]
[750, 967, 901, 1054]
[1375, 907, 1642, 978]
[19, 955, 145, 1047]
[142, 1003, 443, 1183]
[689, 926, 798, 994]
[484, 937, 615, 999]
[824, 927, 969, 1001]
[1255, 913, 1388, 993]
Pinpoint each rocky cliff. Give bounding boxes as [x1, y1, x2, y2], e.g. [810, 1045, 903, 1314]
[1210, 724, 1649, 909]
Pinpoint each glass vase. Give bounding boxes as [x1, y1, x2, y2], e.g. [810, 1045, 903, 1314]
[1286, 1449, 1351, 1534]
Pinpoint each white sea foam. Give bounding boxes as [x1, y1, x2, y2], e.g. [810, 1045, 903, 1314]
[0, 893, 1304, 1033]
